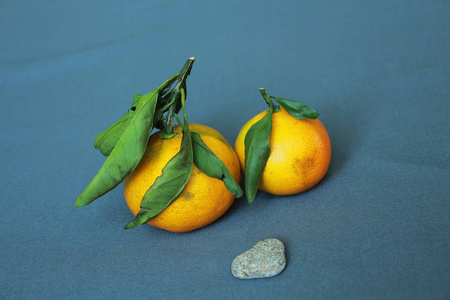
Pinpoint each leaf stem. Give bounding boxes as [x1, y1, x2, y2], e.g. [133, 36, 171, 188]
[174, 88, 187, 130]
[259, 88, 281, 112]
[157, 72, 180, 92]
[180, 88, 188, 123]
[174, 113, 182, 128]
[163, 58, 195, 137]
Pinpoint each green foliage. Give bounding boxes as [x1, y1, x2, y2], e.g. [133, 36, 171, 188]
[76, 58, 242, 229]
[75, 91, 159, 208]
[125, 90, 193, 229]
[271, 96, 319, 120]
[192, 132, 243, 198]
[243, 88, 320, 204]
[93, 94, 143, 156]
[244, 107, 273, 204]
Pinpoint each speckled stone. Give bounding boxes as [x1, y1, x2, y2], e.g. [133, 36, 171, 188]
[231, 238, 286, 279]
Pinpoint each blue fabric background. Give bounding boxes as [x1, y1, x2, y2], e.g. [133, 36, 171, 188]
[1, 0, 449, 298]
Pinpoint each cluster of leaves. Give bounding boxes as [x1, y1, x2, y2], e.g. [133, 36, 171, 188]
[75, 58, 242, 229]
[243, 88, 319, 204]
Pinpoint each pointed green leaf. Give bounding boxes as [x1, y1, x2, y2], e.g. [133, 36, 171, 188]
[131, 93, 144, 108]
[75, 91, 159, 208]
[125, 89, 193, 229]
[94, 110, 135, 156]
[271, 96, 319, 120]
[191, 132, 243, 198]
[244, 108, 273, 204]
[94, 94, 144, 156]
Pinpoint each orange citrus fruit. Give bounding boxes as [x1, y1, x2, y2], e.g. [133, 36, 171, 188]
[124, 124, 241, 232]
[235, 107, 331, 195]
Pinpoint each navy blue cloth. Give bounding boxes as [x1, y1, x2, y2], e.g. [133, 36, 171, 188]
[1, 1, 449, 298]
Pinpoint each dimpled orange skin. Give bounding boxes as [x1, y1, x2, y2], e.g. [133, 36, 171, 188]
[124, 124, 241, 233]
[235, 107, 331, 195]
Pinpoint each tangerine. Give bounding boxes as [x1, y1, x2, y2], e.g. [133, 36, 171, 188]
[124, 124, 241, 232]
[235, 107, 331, 195]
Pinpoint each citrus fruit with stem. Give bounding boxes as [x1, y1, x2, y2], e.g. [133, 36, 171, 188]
[234, 88, 331, 203]
[124, 124, 241, 232]
[76, 57, 242, 232]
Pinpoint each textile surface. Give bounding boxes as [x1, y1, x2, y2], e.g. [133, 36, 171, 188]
[1, 1, 449, 298]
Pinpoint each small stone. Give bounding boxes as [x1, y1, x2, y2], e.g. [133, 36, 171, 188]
[231, 238, 286, 279]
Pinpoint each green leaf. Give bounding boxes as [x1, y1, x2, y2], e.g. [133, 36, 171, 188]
[75, 91, 159, 208]
[131, 93, 144, 108]
[94, 94, 144, 156]
[125, 89, 193, 229]
[191, 132, 243, 198]
[94, 110, 134, 156]
[271, 96, 319, 120]
[244, 108, 273, 204]
[153, 77, 180, 129]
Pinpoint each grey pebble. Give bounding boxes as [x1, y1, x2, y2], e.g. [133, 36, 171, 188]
[231, 238, 286, 279]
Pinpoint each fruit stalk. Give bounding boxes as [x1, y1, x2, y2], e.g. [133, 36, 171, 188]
[162, 57, 196, 137]
[259, 88, 280, 112]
